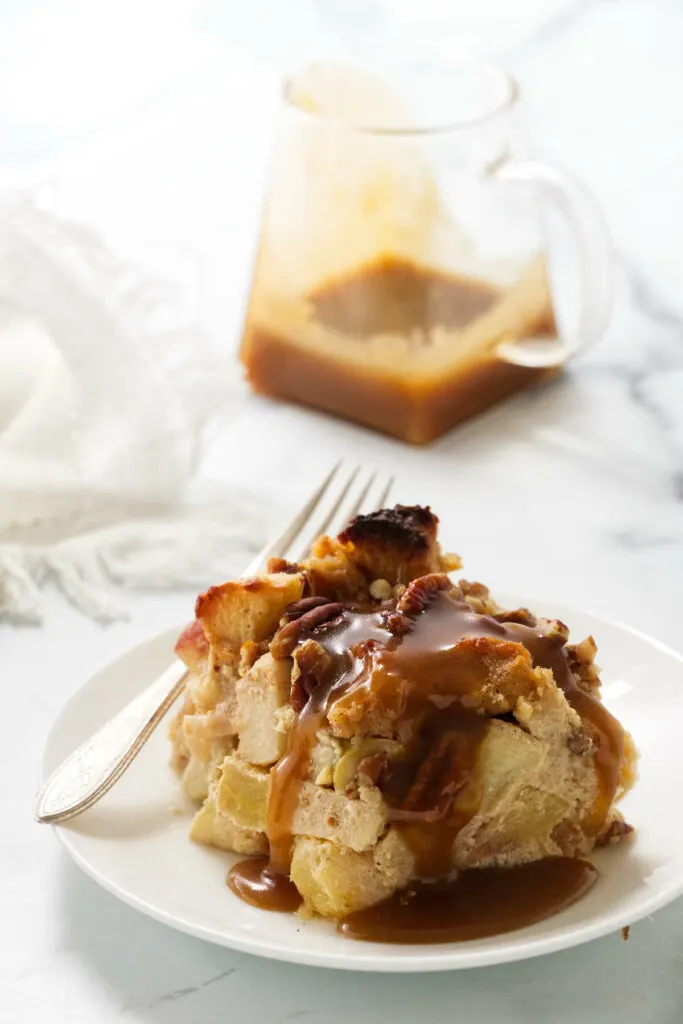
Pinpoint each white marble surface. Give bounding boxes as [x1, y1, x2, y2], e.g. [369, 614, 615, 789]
[4, 1, 683, 1020]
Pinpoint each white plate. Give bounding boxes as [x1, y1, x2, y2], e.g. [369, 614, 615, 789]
[42, 593, 683, 972]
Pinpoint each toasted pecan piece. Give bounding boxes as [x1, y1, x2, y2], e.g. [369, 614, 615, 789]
[271, 600, 344, 661]
[290, 639, 334, 713]
[596, 815, 635, 846]
[396, 573, 453, 615]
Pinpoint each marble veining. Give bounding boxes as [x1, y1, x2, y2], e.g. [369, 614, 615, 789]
[511, 0, 600, 54]
[122, 969, 236, 1013]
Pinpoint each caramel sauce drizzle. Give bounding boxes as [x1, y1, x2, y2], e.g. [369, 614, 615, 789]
[230, 589, 624, 937]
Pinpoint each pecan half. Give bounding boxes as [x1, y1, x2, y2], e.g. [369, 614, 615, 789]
[394, 731, 467, 821]
[284, 596, 332, 620]
[396, 573, 452, 616]
[271, 600, 344, 660]
[299, 601, 344, 632]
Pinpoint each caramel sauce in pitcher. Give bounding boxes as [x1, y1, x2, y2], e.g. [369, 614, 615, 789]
[240, 256, 558, 444]
[229, 589, 624, 942]
[310, 260, 499, 338]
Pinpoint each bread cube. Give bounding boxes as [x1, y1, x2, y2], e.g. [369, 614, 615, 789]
[190, 794, 267, 855]
[196, 572, 305, 646]
[476, 719, 547, 816]
[181, 755, 211, 802]
[292, 781, 386, 852]
[454, 717, 591, 868]
[290, 829, 413, 918]
[236, 653, 292, 765]
[215, 754, 270, 832]
[175, 619, 210, 672]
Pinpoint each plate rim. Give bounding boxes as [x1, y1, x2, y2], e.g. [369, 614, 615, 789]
[42, 594, 683, 972]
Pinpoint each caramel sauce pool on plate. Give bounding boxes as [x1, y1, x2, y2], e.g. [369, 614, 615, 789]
[228, 856, 598, 945]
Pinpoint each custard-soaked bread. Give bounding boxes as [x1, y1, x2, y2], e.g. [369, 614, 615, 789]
[291, 830, 414, 918]
[337, 505, 461, 585]
[171, 506, 636, 919]
[304, 504, 461, 599]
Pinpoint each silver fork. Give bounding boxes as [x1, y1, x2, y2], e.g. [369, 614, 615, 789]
[35, 462, 394, 824]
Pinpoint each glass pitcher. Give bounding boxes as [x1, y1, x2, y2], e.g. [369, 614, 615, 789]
[240, 54, 613, 444]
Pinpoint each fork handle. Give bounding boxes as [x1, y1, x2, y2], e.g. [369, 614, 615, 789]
[35, 662, 188, 824]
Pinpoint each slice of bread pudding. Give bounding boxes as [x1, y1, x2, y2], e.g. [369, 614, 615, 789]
[170, 506, 636, 922]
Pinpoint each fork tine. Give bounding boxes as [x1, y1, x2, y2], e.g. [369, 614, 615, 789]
[243, 464, 396, 577]
[283, 460, 361, 565]
[324, 465, 377, 539]
[242, 460, 342, 576]
[377, 474, 395, 510]
[325, 466, 394, 540]
[358, 472, 395, 516]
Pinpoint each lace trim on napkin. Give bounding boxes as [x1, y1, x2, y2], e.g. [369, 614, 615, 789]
[0, 196, 262, 622]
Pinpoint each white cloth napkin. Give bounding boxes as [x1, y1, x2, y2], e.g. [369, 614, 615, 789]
[0, 196, 263, 623]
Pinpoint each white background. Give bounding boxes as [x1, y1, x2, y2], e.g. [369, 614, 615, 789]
[3, 2, 683, 1021]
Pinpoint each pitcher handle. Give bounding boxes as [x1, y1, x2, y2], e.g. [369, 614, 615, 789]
[492, 159, 615, 369]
